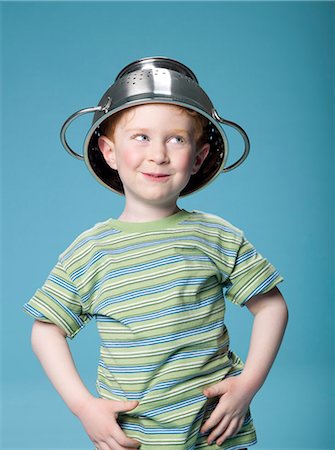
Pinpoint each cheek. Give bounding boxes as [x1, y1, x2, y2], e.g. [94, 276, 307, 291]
[116, 149, 140, 169]
[176, 152, 197, 174]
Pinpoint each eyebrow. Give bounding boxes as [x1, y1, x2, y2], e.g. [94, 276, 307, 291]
[125, 128, 150, 133]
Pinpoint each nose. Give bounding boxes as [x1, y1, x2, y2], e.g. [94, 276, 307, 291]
[147, 140, 169, 165]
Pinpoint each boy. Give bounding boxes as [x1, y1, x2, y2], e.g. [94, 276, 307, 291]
[24, 58, 288, 450]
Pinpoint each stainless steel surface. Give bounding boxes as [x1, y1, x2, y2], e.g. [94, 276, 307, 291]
[60, 57, 250, 195]
[60, 98, 112, 160]
[212, 110, 250, 172]
[115, 56, 198, 82]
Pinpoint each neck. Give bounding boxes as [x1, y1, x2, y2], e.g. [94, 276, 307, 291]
[118, 202, 181, 223]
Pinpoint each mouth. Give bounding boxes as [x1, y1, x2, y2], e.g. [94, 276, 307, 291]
[142, 172, 171, 181]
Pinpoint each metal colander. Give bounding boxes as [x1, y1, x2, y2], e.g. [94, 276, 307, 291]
[60, 56, 250, 195]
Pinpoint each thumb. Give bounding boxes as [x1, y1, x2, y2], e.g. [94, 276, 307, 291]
[113, 400, 139, 413]
[203, 381, 227, 398]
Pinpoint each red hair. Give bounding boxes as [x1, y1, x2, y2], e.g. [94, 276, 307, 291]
[101, 104, 209, 146]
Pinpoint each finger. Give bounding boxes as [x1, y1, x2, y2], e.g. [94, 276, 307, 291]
[200, 401, 227, 433]
[105, 435, 140, 450]
[113, 401, 139, 413]
[98, 438, 124, 450]
[110, 422, 140, 448]
[207, 416, 232, 444]
[95, 442, 111, 450]
[215, 418, 241, 446]
[237, 416, 245, 432]
[203, 383, 227, 398]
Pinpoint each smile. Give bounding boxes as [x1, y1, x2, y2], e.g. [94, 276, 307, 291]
[142, 173, 171, 181]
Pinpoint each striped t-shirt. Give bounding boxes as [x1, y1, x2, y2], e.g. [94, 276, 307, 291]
[24, 210, 283, 450]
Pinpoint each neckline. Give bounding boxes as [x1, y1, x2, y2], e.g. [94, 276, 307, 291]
[108, 209, 192, 232]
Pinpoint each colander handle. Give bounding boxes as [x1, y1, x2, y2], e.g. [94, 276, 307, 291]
[212, 110, 250, 172]
[60, 98, 112, 160]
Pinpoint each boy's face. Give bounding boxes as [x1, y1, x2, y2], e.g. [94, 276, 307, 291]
[98, 104, 209, 211]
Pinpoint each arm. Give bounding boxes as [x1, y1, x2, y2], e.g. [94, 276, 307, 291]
[31, 320, 140, 450]
[201, 287, 288, 445]
[238, 286, 288, 392]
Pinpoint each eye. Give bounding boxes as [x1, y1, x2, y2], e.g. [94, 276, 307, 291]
[133, 134, 150, 142]
[169, 136, 186, 144]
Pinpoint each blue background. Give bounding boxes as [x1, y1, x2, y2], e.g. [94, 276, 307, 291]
[1, 1, 334, 449]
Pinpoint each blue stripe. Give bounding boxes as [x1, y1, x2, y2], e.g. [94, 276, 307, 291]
[145, 394, 206, 417]
[97, 292, 223, 325]
[98, 379, 180, 400]
[73, 238, 183, 280]
[71, 250, 111, 281]
[102, 319, 224, 348]
[24, 304, 46, 319]
[72, 247, 184, 282]
[94, 277, 209, 313]
[70, 236, 236, 282]
[182, 219, 242, 237]
[82, 254, 213, 302]
[52, 297, 84, 327]
[98, 346, 226, 373]
[61, 228, 121, 261]
[48, 274, 78, 294]
[98, 349, 232, 401]
[121, 423, 190, 435]
[37, 289, 85, 328]
[195, 440, 257, 450]
[236, 248, 257, 265]
[243, 271, 281, 303]
[99, 360, 158, 373]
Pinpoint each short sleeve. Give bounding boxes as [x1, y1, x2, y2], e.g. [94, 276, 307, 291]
[24, 260, 92, 338]
[224, 235, 283, 306]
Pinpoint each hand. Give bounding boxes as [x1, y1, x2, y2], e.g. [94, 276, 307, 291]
[77, 397, 140, 450]
[201, 375, 254, 446]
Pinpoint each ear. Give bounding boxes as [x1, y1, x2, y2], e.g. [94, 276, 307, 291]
[191, 143, 210, 175]
[98, 136, 117, 170]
